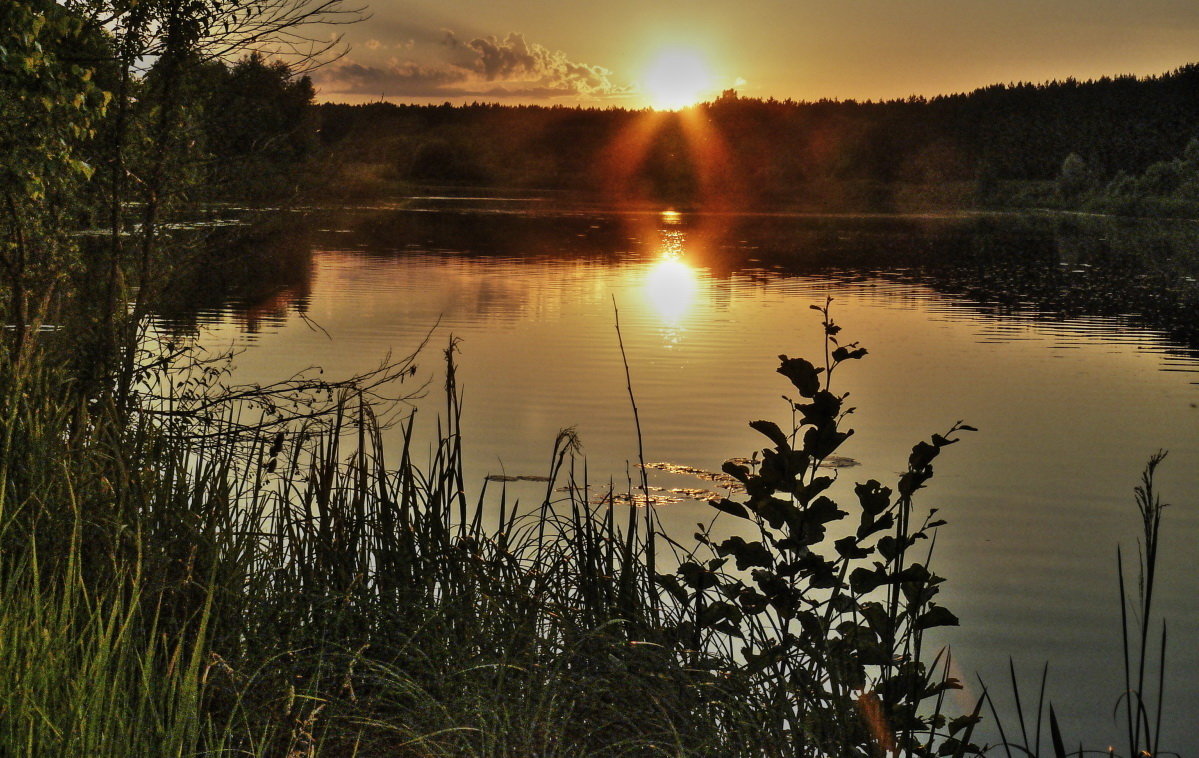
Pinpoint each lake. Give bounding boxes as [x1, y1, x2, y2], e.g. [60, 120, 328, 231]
[159, 198, 1199, 751]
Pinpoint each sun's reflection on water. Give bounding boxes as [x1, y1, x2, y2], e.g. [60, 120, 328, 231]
[645, 254, 698, 326]
[643, 225, 702, 336]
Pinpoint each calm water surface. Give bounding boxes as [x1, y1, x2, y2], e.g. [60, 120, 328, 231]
[164, 201, 1199, 750]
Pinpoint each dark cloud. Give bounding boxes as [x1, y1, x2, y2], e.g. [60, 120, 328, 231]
[314, 29, 629, 100]
[315, 61, 469, 97]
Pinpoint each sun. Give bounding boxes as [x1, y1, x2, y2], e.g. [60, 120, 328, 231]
[642, 48, 714, 110]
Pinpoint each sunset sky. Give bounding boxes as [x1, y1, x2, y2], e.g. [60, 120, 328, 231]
[309, 0, 1199, 107]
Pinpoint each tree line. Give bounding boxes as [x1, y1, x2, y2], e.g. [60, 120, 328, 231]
[311, 65, 1199, 212]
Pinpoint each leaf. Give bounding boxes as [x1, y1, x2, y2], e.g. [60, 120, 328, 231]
[654, 573, 688, 604]
[697, 601, 743, 628]
[749, 419, 790, 449]
[677, 561, 718, 590]
[1048, 705, 1067, 758]
[803, 424, 853, 459]
[796, 610, 824, 639]
[857, 511, 893, 540]
[754, 496, 800, 531]
[850, 566, 886, 594]
[716, 536, 774, 570]
[798, 496, 847, 547]
[776, 355, 822, 397]
[794, 390, 841, 427]
[68, 158, 93, 179]
[721, 460, 750, 484]
[855, 479, 891, 516]
[737, 589, 769, 614]
[713, 620, 744, 638]
[898, 470, 928, 498]
[915, 605, 960, 630]
[710, 497, 749, 520]
[757, 448, 802, 491]
[743, 641, 789, 674]
[834, 535, 871, 559]
[831, 344, 868, 362]
[896, 563, 933, 585]
[909, 440, 940, 470]
[797, 475, 834, 504]
[857, 601, 892, 636]
[948, 712, 981, 736]
[877, 535, 899, 561]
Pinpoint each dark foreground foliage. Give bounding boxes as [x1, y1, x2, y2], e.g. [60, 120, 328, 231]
[1, 290, 998, 756]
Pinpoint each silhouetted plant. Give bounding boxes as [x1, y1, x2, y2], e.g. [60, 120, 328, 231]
[656, 297, 981, 756]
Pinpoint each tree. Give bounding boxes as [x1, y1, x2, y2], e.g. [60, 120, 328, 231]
[1, 0, 362, 404]
[200, 53, 318, 197]
[1056, 152, 1093, 200]
[1, 0, 109, 350]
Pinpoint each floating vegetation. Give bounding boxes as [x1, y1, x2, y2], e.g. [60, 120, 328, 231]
[639, 461, 741, 487]
[639, 454, 859, 490]
[71, 219, 248, 236]
[601, 489, 685, 507]
[818, 454, 859, 468]
[666, 486, 724, 501]
[485, 473, 552, 482]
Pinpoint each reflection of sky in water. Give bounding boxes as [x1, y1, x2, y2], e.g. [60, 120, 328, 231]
[173, 209, 1199, 754]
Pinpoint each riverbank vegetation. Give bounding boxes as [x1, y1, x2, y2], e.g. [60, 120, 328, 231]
[0, 1, 1187, 754]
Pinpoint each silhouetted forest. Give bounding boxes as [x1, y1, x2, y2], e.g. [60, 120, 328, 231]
[310, 65, 1199, 214]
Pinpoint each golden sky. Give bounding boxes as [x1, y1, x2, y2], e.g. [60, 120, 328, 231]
[309, 0, 1199, 107]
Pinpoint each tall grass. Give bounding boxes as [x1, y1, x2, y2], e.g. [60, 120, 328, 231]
[0, 344, 236, 755]
[0, 331, 725, 755]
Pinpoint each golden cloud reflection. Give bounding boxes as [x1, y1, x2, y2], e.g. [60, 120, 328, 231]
[643, 251, 699, 326]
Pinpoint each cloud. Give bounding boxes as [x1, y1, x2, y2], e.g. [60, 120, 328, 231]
[314, 29, 629, 100]
[364, 38, 415, 51]
[315, 61, 469, 97]
[466, 33, 619, 96]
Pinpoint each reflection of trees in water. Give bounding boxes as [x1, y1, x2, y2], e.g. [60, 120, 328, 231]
[151, 214, 315, 336]
[912, 216, 1199, 351]
[705, 213, 1199, 352]
[152, 208, 1199, 354]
